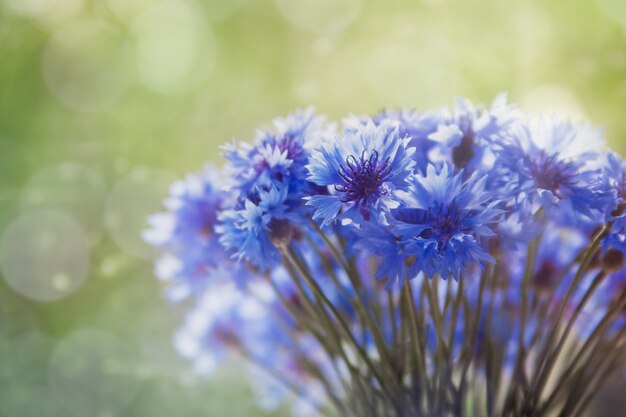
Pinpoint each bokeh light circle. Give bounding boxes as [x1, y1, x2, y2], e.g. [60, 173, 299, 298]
[274, 0, 362, 34]
[42, 21, 129, 112]
[105, 168, 176, 259]
[20, 163, 107, 246]
[131, 1, 216, 94]
[0, 210, 90, 302]
[48, 329, 141, 417]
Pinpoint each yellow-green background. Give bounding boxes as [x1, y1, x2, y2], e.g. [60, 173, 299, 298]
[1, 0, 626, 416]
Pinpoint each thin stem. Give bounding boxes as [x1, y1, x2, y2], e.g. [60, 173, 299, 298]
[256, 276, 354, 416]
[534, 271, 606, 405]
[403, 280, 430, 408]
[281, 245, 403, 416]
[569, 331, 626, 417]
[312, 224, 400, 389]
[459, 265, 490, 416]
[240, 352, 332, 416]
[538, 287, 626, 415]
[528, 230, 604, 409]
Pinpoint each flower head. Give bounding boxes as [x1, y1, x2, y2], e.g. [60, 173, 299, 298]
[345, 108, 444, 169]
[494, 115, 607, 218]
[428, 94, 520, 171]
[353, 220, 420, 288]
[306, 121, 416, 226]
[222, 108, 329, 199]
[369, 164, 501, 284]
[600, 152, 626, 257]
[217, 185, 290, 270]
[143, 165, 228, 301]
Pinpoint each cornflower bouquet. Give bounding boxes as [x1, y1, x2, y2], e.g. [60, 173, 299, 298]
[144, 95, 626, 417]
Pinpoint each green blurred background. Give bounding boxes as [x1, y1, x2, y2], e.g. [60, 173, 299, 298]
[1, 0, 626, 416]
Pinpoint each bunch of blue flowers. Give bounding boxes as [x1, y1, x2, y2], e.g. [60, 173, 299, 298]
[145, 97, 626, 417]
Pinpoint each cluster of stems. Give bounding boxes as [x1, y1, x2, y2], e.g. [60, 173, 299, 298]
[241, 222, 626, 417]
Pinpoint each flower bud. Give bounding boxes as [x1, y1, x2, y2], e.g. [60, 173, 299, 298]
[602, 249, 624, 274]
[268, 219, 294, 248]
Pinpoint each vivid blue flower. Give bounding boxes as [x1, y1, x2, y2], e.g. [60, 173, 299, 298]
[305, 121, 416, 226]
[143, 165, 229, 301]
[493, 115, 607, 218]
[345, 108, 444, 169]
[353, 219, 421, 287]
[222, 108, 329, 198]
[380, 164, 501, 283]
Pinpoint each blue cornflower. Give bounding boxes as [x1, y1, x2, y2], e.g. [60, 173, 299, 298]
[603, 152, 626, 210]
[222, 108, 329, 197]
[273, 107, 334, 153]
[428, 94, 520, 171]
[353, 220, 421, 287]
[345, 108, 444, 169]
[217, 185, 291, 270]
[143, 165, 229, 301]
[494, 115, 607, 218]
[383, 164, 500, 283]
[600, 152, 626, 257]
[305, 121, 416, 226]
[398, 164, 501, 279]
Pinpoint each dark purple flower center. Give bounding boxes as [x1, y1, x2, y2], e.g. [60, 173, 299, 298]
[452, 132, 475, 169]
[253, 135, 306, 183]
[278, 135, 305, 162]
[252, 155, 270, 176]
[396, 201, 468, 249]
[452, 116, 477, 168]
[529, 151, 575, 197]
[335, 151, 392, 208]
[421, 201, 465, 248]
